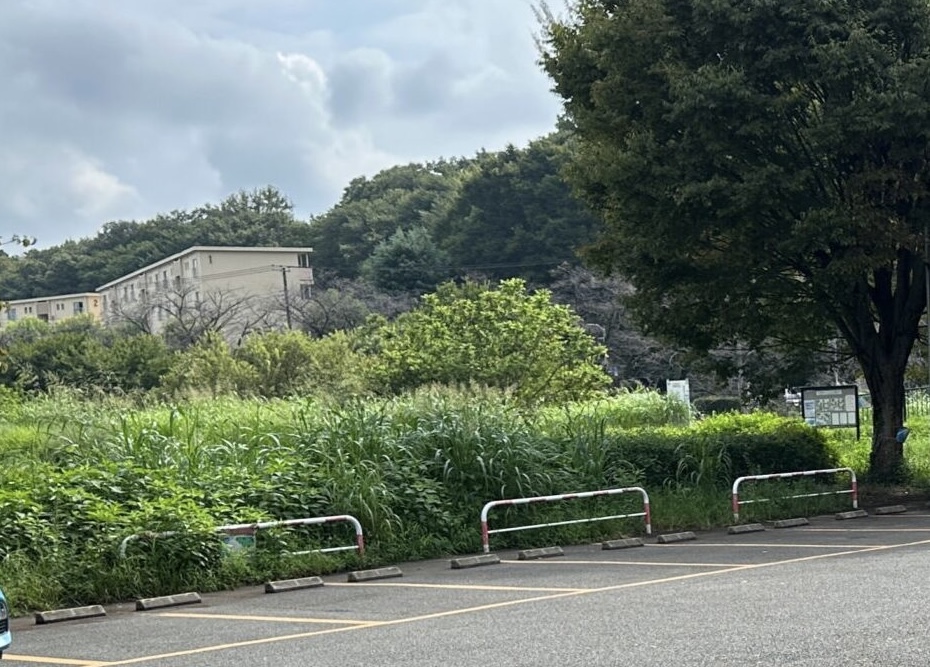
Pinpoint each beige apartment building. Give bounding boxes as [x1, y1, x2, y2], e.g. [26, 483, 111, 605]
[0, 293, 103, 328]
[96, 246, 314, 333]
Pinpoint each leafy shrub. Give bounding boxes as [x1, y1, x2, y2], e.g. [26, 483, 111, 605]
[369, 278, 612, 403]
[599, 412, 835, 488]
[693, 412, 837, 476]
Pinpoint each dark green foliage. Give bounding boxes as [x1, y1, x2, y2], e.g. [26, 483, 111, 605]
[106, 335, 174, 391]
[604, 413, 836, 488]
[307, 162, 464, 278]
[306, 135, 598, 285]
[540, 0, 930, 479]
[694, 396, 742, 416]
[360, 227, 452, 294]
[433, 135, 600, 284]
[0, 318, 174, 393]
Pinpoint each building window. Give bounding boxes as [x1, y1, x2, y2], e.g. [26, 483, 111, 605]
[73, 301, 84, 314]
[191, 258, 199, 277]
[162, 270, 168, 287]
[297, 253, 312, 268]
[7, 308, 16, 321]
[299, 283, 312, 299]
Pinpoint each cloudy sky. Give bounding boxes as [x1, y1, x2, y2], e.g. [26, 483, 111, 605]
[0, 0, 561, 249]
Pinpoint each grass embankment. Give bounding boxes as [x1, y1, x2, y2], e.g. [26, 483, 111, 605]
[0, 386, 925, 613]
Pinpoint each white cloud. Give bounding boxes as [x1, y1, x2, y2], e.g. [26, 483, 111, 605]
[68, 152, 140, 219]
[0, 0, 560, 248]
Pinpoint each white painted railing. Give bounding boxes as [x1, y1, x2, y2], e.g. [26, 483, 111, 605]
[118, 514, 364, 558]
[480, 487, 652, 554]
[731, 468, 857, 522]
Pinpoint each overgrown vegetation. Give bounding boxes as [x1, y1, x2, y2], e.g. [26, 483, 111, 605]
[1, 382, 908, 614]
[2, 271, 928, 616]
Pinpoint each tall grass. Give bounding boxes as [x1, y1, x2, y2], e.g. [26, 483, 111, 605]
[0, 385, 921, 613]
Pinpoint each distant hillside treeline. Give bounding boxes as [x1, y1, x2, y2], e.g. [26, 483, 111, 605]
[0, 133, 598, 300]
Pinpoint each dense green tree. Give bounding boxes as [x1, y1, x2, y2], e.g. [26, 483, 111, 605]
[434, 135, 600, 284]
[234, 330, 316, 398]
[106, 334, 174, 391]
[370, 278, 611, 403]
[541, 0, 930, 479]
[0, 318, 173, 392]
[360, 227, 452, 294]
[307, 162, 465, 277]
[163, 331, 250, 398]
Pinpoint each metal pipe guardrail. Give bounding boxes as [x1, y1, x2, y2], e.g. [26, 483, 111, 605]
[480, 487, 651, 554]
[118, 514, 364, 558]
[731, 467, 857, 523]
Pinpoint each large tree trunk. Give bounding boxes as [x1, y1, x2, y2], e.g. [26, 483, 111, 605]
[842, 257, 926, 483]
[863, 363, 906, 482]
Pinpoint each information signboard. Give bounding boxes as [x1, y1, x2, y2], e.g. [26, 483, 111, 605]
[800, 385, 860, 439]
[666, 379, 691, 424]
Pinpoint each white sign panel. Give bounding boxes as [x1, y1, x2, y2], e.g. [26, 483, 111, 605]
[666, 379, 691, 406]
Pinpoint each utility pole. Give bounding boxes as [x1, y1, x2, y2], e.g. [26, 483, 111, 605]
[281, 266, 292, 329]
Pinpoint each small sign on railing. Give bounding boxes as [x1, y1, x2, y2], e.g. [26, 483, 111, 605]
[119, 514, 364, 559]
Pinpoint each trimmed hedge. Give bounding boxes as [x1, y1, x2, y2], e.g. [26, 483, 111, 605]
[604, 412, 836, 488]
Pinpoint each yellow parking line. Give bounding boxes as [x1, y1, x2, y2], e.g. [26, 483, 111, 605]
[501, 559, 750, 568]
[93, 536, 930, 666]
[326, 582, 587, 593]
[802, 528, 930, 532]
[678, 543, 888, 548]
[156, 612, 382, 626]
[103, 624, 383, 666]
[1, 656, 108, 666]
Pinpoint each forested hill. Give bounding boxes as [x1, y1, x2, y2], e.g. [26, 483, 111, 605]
[306, 132, 599, 288]
[0, 187, 313, 299]
[0, 132, 599, 300]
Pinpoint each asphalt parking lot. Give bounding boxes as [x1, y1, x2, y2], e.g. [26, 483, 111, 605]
[6, 510, 930, 666]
